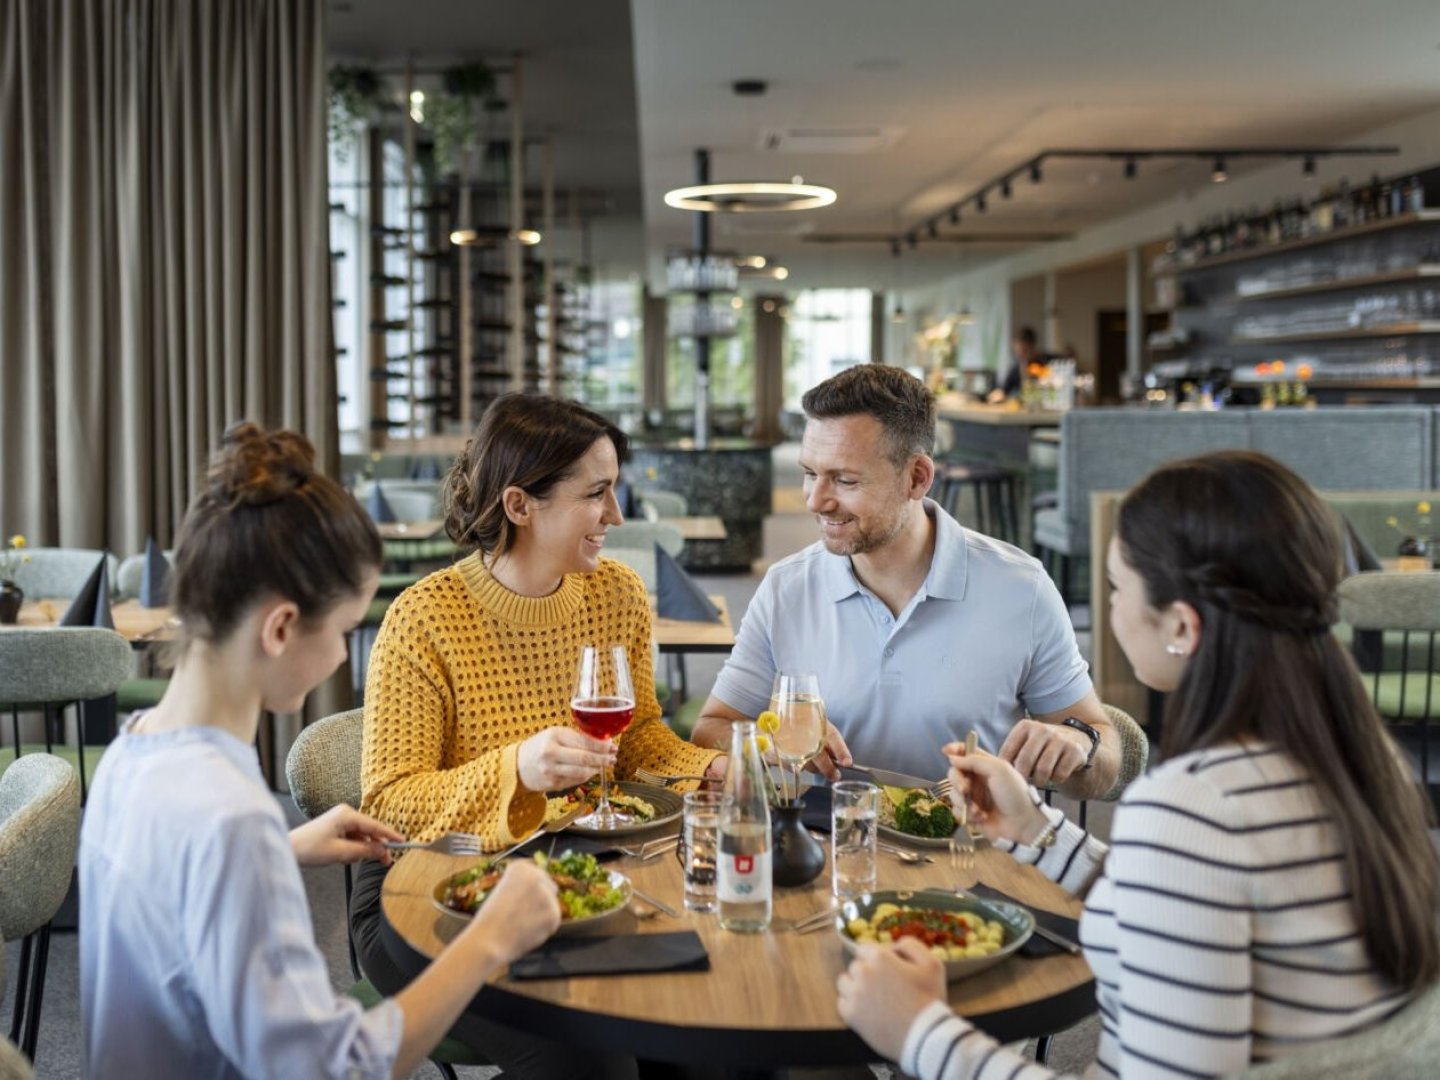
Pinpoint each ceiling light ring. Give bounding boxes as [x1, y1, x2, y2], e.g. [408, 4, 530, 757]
[663, 181, 838, 213]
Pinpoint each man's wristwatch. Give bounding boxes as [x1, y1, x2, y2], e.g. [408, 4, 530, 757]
[1061, 716, 1100, 770]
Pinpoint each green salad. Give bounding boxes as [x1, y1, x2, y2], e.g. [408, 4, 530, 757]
[439, 850, 626, 920]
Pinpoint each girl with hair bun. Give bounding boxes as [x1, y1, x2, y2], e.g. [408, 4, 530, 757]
[838, 450, 1440, 1079]
[80, 422, 561, 1079]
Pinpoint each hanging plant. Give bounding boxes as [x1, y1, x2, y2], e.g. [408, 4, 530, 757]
[427, 62, 496, 177]
[328, 65, 383, 163]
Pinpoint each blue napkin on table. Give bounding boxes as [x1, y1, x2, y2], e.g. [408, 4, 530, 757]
[408, 456, 443, 481]
[139, 537, 170, 608]
[1339, 514, 1382, 574]
[510, 931, 709, 980]
[655, 544, 721, 623]
[60, 555, 114, 629]
[366, 484, 397, 524]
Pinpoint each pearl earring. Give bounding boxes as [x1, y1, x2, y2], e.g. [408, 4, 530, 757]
[1165, 643, 1188, 657]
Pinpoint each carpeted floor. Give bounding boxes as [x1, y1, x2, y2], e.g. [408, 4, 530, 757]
[3, 443, 1104, 1078]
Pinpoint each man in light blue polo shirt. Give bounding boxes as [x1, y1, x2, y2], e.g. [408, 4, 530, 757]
[695, 364, 1118, 798]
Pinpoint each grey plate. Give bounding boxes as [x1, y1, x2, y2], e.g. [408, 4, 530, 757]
[433, 864, 633, 936]
[562, 781, 684, 838]
[837, 889, 1034, 981]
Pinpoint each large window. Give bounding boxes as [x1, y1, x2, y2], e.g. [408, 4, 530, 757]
[666, 301, 755, 411]
[784, 289, 872, 407]
[578, 280, 642, 407]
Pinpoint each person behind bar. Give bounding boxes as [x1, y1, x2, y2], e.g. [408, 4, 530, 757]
[989, 325, 1050, 402]
[839, 450, 1440, 1078]
[352, 393, 722, 1080]
[693, 364, 1119, 800]
[80, 423, 561, 1079]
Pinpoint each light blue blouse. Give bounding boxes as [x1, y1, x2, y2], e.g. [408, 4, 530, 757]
[710, 500, 1091, 780]
[80, 724, 402, 1079]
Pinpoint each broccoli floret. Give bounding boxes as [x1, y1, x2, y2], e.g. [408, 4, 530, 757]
[893, 790, 956, 838]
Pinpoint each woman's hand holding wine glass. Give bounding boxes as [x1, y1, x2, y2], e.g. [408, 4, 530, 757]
[517, 727, 616, 792]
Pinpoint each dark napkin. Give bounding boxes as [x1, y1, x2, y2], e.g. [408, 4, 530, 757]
[60, 555, 114, 630]
[408, 456, 443, 481]
[508, 835, 623, 862]
[139, 537, 170, 608]
[510, 931, 709, 980]
[1339, 514, 1383, 574]
[969, 882, 1082, 959]
[655, 543, 722, 622]
[366, 484, 397, 524]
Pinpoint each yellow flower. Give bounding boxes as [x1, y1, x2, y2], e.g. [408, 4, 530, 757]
[756, 734, 772, 755]
[1387, 516, 1400, 529]
[1419, 502, 1432, 515]
[756, 710, 780, 735]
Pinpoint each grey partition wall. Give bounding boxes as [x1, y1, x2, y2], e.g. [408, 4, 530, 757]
[1246, 407, 1433, 491]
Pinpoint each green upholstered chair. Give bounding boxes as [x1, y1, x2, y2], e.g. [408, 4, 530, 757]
[0, 628, 132, 799]
[0, 754, 81, 1062]
[1337, 570, 1440, 809]
[284, 710, 486, 1079]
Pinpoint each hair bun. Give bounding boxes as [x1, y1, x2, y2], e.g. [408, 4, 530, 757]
[209, 421, 317, 507]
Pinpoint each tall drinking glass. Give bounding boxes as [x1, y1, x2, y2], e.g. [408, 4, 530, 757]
[770, 672, 826, 804]
[571, 644, 636, 830]
[831, 780, 879, 900]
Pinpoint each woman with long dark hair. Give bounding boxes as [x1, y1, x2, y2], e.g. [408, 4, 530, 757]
[838, 450, 1440, 1078]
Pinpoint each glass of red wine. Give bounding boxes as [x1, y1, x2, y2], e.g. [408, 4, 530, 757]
[571, 644, 636, 830]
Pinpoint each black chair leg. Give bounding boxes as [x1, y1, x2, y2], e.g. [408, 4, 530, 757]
[9, 933, 31, 1043]
[19, 923, 50, 1059]
[1035, 1034, 1054, 1064]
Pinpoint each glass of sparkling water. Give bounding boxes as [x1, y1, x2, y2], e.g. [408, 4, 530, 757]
[678, 790, 724, 912]
[831, 780, 879, 900]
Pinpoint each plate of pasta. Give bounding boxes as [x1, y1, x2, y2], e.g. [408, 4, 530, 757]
[836, 890, 1034, 980]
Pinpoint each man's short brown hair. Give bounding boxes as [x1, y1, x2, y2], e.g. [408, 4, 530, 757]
[800, 364, 936, 469]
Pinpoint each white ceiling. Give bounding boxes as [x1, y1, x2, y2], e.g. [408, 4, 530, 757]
[325, 1, 1440, 287]
[632, 0, 1440, 285]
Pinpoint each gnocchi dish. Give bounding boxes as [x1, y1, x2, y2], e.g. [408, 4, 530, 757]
[844, 901, 1007, 961]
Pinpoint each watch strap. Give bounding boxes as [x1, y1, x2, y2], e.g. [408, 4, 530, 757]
[1061, 716, 1100, 769]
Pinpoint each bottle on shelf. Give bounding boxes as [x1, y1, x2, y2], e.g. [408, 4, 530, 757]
[717, 720, 772, 933]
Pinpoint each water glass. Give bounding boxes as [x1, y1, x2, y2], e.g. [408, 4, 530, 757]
[831, 780, 879, 900]
[678, 790, 724, 912]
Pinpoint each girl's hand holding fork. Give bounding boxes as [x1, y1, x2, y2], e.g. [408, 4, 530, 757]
[941, 743, 1052, 847]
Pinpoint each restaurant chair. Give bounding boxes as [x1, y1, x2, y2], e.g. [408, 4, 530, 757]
[0, 627, 133, 800]
[9, 549, 119, 601]
[1337, 570, 1440, 812]
[0, 753, 82, 1063]
[636, 488, 688, 519]
[606, 520, 684, 557]
[935, 460, 1020, 545]
[1230, 974, 1440, 1078]
[284, 710, 487, 1079]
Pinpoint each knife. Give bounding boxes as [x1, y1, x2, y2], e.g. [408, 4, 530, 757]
[491, 802, 591, 863]
[842, 763, 940, 790]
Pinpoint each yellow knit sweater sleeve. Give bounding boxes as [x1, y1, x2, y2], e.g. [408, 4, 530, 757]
[361, 554, 718, 849]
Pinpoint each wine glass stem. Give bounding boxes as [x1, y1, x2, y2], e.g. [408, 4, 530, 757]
[599, 754, 611, 813]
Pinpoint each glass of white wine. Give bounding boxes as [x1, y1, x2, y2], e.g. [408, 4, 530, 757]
[770, 672, 826, 805]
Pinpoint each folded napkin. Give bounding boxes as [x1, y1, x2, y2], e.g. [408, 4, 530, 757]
[408, 456, 443, 481]
[655, 544, 721, 623]
[366, 484, 397, 524]
[139, 537, 170, 608]
[510, 931, 709, 980]
[1340, 514, 1383, 574]
[60, 555, 114, 630]
[508, 834, 622, 862]
[968, 883, 1082, 959]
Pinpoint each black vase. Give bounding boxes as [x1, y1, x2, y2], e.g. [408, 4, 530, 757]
[0, 579, 22, 625]
[771, 801, 825, 887]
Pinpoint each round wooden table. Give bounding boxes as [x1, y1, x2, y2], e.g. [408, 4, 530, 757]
[379, 829, 1095, 1077]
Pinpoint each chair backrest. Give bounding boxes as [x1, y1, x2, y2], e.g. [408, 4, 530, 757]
[1097, 704, 1150, 802]
[115, 549, 175, 600]
[638, 489, 688, 518]
[603, 548, 657, 593]
[284, 707, 363, 820]
[353, 479, 443, 519]
[9, 549, 119, 600]
[0, 628, 133, 708]
[1337, 571, 1440, 725]
[606, 521, 684, 557]
[0, 754, 81, 942]
[1229, 976, 1440, 1078]
[1247, 406, 1433, 492]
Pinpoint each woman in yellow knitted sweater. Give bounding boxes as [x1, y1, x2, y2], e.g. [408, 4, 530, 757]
[352, 394, 718, 1079]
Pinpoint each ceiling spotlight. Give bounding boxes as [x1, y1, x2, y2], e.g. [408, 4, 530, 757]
[730, 296, 745, 310]
[949, 205, 961, 226]
[1029, 161, 1042, 183]
[1211, 156, 1228, 183]
[976, 192, 987, 213]
[734, 255, 768, 269]
[450, 227, 543, 247]
[1000, 178, 1012, 199]
[890, 303, 907, 323]
[927, 221, 939, 239]
[773, 266, 789, 280]
[513, 228, 542, 246]
[1124, 158, 1138, 180]
[1302, 155, 1317, 178]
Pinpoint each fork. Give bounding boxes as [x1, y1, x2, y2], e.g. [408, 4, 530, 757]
[382, 831, 484, 857]
[633, 767, 711, 787]
[948, 731, 979, 881]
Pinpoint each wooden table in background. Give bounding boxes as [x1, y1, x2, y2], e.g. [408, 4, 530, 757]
[670, 515, 728, 542]
[375, 519, 444, 541]
[12, 598, 176, 644]
[652, 594, 735, 655]
[379, 841, 1093, 1076]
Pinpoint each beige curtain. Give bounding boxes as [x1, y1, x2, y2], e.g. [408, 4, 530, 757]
[0, 0, 337, 555]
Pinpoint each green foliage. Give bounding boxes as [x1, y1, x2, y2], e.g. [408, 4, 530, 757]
[429, 63, 496, 177]
[328, 66, 382, 163]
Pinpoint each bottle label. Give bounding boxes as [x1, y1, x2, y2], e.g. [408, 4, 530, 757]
[718, 850, 772, 902]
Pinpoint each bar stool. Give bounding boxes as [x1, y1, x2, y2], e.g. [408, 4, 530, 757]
[935, 461, 1020, 544]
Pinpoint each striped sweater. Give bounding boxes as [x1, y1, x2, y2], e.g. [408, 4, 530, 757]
[901, 742, 1411, 1079]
